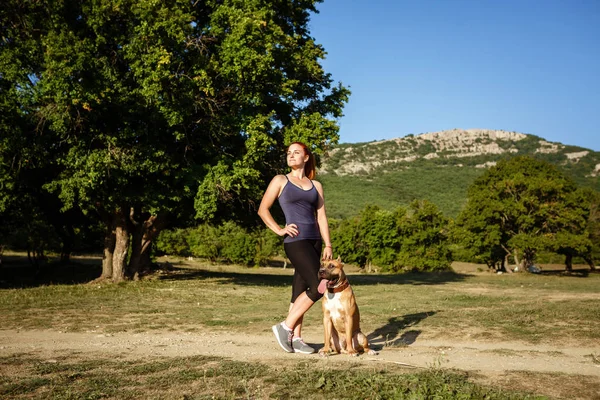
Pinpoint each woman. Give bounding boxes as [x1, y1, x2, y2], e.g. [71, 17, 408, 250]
[258, 141, 333, 354]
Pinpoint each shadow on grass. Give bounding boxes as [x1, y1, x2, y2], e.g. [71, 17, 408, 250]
[0, 253, 471, 289]
[347, 271, 471, 286]
[0, 263, 102, 289]
[160, 265, 294, 287]
[368, 312, 436, 349]
[0, 256, 103, 289]
[538, 269, 598, 278]
[160, 265, 472, 288]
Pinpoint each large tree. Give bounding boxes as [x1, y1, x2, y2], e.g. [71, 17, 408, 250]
[0, 0, 349, 281]
[456, 156, 594, 271]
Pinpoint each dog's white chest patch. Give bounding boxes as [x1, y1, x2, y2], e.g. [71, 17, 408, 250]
[324, 292, 344, 320]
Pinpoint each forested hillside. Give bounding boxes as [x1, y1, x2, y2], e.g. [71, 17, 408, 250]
[319, 129, 600, 219]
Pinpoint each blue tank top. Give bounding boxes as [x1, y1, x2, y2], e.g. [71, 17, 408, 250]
[278, 176, 321, 243]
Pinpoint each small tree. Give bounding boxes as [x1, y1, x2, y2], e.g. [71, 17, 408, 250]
[395, 200, 452, 272]
[357, 205, 403, 271]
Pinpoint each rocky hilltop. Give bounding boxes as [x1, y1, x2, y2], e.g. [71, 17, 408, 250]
[321, 129, 599, 178]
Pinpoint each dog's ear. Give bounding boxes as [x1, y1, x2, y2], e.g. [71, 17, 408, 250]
[336, 255, 341, 262]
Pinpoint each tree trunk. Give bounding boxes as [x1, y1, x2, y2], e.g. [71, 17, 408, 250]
[520, 257, 528, 272]
[497, 257, 507, 273]
[583, 255, 596, 271]
[128, 214, 165, 280]
[522, 249, 535, 272]
[60, 224, 75, 263]
[565, 254, 573, 272]
[513, 249, 521, 271]
[101, 222, 116, 280]
[111, 208, 130, 282]
[503, 253, 513, 273]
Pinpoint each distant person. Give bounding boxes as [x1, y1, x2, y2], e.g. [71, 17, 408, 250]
[258, 141, 333, 354]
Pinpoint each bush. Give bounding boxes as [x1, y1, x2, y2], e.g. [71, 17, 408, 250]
[155, 228, 190, 256]
[217, 221, 257, 265]
[156, 223, 281, 266]
[253, 228, 281, 266]
[188, 224, 221, 261]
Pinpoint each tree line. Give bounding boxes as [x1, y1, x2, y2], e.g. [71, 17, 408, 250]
[1, 2, 597, 278]
[151, 156, 599, 273]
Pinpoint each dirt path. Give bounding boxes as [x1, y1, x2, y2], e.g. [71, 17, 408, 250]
[1, 328, 599, 376]
[2, 328, 600, 399]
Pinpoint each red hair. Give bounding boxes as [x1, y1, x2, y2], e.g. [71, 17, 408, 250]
[288, 141, 316, 179]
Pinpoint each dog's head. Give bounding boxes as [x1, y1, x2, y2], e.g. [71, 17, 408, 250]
[318, 256, 346, 285]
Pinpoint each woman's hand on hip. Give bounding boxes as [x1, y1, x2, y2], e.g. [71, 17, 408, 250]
[279, 224, 298, 238]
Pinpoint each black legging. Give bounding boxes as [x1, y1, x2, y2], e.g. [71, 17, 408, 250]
[284, 239, 323, 303]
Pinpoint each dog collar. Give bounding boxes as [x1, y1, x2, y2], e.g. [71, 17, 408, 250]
[327, 280, 350, 293]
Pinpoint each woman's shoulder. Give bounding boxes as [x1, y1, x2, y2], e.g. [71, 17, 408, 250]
[269, 174, 288, 186]
[311, 179, 323, 191]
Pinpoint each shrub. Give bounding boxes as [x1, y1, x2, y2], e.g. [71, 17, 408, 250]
[155, 228, 190, 256]
[253, 228, 281, 266]
[217, 221, 257, 265]
[188, 224, 221, 261]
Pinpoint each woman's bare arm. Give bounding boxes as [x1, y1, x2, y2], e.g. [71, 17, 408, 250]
[258, 175, 298, 238]
[313, 180, 332, 260]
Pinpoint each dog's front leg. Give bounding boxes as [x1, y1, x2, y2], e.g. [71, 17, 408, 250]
[319, 312, 333, 357]
[344, 317, 358, 356]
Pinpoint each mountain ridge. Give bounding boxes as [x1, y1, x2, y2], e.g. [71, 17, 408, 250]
[318, 129, 600, 219]
[322, 128, 599, 177]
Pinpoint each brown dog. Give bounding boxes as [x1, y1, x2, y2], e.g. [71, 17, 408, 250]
[317, 257, 377, 357]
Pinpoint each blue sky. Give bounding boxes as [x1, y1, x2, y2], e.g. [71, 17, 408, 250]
[309, 0, 600, 151]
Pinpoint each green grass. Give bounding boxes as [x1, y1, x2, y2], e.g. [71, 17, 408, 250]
[1, 258, 598, 342]
[0, 353, 544, 399]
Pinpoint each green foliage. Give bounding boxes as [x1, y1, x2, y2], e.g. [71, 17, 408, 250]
[358, 205, 403, 269]
[329, 217, 367, 267]
[320, 165, 484, 219]
[253, 228, 282, 267]
[395, 200, 453, 272]
[187, 224, 221, 261]
[155, 223, 277, 266]
[456, 156, 594, 270]
[218, 222, 257, 265]
[331, 202, 451, 272]
[160, 199, 452, 271]
[0, 0, 348, 273]
[154, 229, 190, 257]
[415, 139, 436, 156]
[587, 190, 600, 260]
